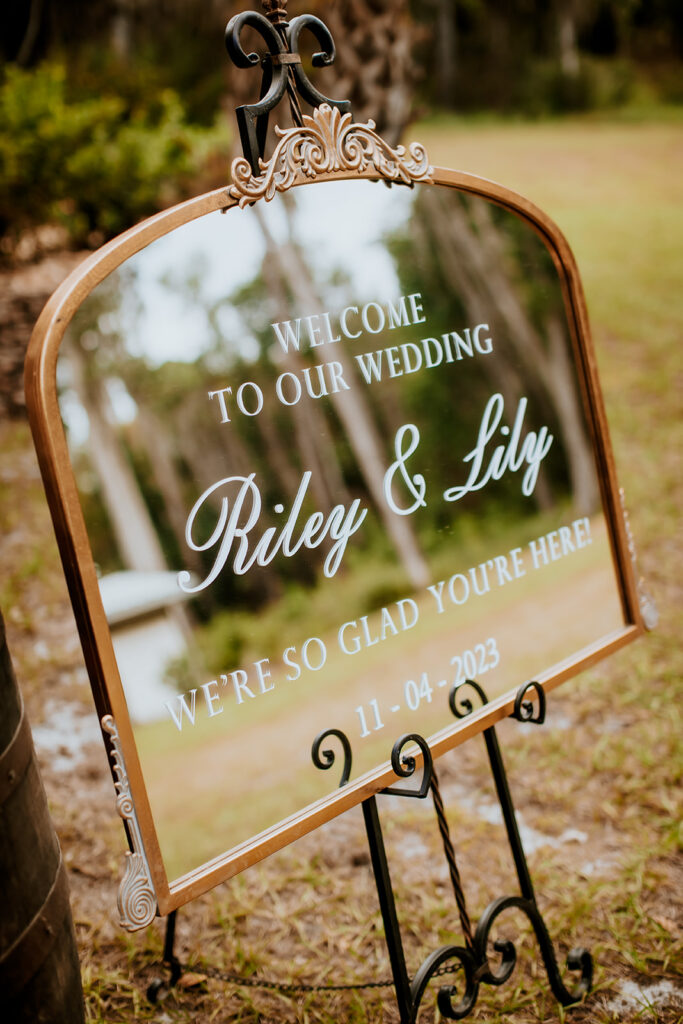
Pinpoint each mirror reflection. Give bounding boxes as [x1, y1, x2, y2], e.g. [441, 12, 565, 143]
[59, 179, 624, 881]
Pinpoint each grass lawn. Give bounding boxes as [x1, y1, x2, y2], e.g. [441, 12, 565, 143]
[3, 111, 681, 1022]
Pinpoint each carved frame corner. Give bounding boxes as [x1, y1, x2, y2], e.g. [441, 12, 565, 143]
[102, 714, 158, 931]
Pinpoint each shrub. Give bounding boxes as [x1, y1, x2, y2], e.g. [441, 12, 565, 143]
[516, 56, 636, 116]
[0, 63, 229, 251]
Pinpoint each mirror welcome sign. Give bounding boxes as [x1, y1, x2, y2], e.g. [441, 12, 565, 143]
[26, 93, 647, 930]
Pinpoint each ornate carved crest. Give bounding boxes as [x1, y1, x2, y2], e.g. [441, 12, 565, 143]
[228, 102, 433, 207]
[102, 715, 157, 930]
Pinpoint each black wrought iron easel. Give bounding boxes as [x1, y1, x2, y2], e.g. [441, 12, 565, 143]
[148, 4, 594, 1015]
[312, 680, 592, 1021]
[224, 0, 351, 174]
[149, 680, 592, 1018]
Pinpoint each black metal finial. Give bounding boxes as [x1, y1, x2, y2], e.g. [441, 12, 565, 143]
[261, 0, 289, 27]
[225, 2, 352, 175]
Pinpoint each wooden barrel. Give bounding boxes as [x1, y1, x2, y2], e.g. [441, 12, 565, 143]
[0, 610, 84, 1023]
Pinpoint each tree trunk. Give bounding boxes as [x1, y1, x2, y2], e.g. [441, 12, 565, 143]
[66, 340, 168, 573]
[0, 611, 85, 1023]
[415, 189, 599, 515]
[322, 0, 423, 146]
[255, 210, 430, 589]
[261, 245, 351, 514]
[558, 6, 580, 77]
[434, 0, 457, 107]
[132, 405, 205, 579]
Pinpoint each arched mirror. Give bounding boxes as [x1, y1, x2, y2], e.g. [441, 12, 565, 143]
[26, 109, 642, 921]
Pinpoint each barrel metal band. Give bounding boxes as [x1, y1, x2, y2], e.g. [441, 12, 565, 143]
[0, 701, 33, 805]
[0, 856, 71, 998]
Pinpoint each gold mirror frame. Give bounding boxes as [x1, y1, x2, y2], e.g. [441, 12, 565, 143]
[25, 105, 644, 928]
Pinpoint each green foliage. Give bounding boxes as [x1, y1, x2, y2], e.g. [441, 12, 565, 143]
[69, 37, 227, 129]
[518, 56, 637, 116]
[0, 62, 229, 248]
[412, 0, 682, 115]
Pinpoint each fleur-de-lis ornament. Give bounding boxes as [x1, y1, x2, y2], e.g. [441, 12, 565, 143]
[225, 0, 351, 174]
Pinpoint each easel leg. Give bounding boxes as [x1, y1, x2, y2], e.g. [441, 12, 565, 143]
[147, 909, 181, 1003]
[362, 796, 413, 1023]
[483, 726, 536, 901]
[477, 724, 593, 1005]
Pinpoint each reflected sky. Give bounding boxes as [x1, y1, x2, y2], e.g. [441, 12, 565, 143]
[120, 180, 412, 365]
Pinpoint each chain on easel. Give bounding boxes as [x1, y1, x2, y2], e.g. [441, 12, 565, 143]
[430, 767, 475, 954]
[149, 956, 461, 1000]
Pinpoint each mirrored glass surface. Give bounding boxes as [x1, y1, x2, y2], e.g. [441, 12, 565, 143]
[59, 179, 625, 881]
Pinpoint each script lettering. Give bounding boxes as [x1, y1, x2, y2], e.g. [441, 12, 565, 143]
[177, 472, 368, 593]
[444, 394, 553, 502]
